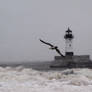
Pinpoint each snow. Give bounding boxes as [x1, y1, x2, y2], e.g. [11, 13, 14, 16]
[0, 67, 92, 92]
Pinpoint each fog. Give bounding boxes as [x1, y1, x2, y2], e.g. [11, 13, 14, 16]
[0, 0, 92, 62]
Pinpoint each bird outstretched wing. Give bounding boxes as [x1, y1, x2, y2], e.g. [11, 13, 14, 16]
[39, 39, 65, 57]
[39, 39, 54, 47]
[55, 48, 65, 57]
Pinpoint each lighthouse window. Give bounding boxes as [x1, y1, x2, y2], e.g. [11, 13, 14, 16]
[69, 32, 72, 34]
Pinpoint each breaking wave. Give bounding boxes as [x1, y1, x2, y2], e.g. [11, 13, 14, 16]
[0, 66, 92, 92]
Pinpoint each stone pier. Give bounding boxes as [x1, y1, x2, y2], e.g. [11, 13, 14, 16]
[50, 55, 92, 68]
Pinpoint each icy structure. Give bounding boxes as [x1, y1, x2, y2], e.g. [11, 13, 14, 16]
[0, 67, 92, 92]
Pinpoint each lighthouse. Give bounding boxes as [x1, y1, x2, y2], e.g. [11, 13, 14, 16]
[51, 28, 91, 68]
[64, 28, 74, 56]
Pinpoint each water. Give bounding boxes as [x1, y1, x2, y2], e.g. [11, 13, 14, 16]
[0, 65, 92, 92]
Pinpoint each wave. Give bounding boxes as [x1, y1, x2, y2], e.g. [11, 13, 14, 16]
[0, 67, 92, 92]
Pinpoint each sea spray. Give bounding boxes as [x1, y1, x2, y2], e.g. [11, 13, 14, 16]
[0, 67, 91, 92]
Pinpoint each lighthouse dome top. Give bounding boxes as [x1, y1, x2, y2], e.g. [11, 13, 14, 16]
[64, 28, 74, 39]
[66, 27, 72, 32]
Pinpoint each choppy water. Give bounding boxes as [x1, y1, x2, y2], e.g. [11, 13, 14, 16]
[0, 66, 92, 92]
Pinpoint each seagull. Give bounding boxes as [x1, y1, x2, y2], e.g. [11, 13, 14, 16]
[39, 39, 65, 57]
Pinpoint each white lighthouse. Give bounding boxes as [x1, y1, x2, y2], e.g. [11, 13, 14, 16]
[64, 28, 74, 56]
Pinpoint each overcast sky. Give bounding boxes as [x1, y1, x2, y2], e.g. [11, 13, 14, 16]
[0, 0, 92, 62]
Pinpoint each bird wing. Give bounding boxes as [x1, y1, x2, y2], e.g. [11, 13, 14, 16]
[39, 39, 54, 47]
[56, 48, 65, 57]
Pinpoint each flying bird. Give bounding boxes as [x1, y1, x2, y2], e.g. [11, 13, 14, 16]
[39, 39, 65, 57]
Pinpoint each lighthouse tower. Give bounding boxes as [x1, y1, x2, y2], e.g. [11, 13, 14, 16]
[64, 28, 74, 56]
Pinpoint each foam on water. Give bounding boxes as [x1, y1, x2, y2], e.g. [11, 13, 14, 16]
[0, 66, 92, 92]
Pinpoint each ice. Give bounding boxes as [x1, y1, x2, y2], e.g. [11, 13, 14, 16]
[0, 67, 92, 92]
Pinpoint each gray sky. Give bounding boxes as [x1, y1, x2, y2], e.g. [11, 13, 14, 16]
[0, 0, 92, 62]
